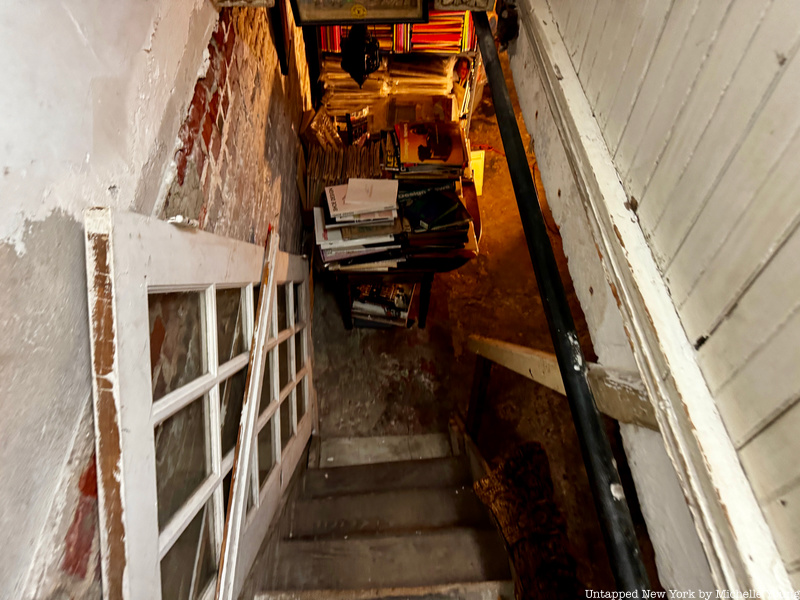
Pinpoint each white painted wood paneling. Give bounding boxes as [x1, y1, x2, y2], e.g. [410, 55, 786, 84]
[515, 0, 792, 591]
[698, 223, 800, 398]
[637, 0, 772, 237]
[739, 401, 800, 502]
[617, 0, 732, 205]
[665, 50, 800, 309]
[601, 0, 673, 154]
[566, 0, 599, 68]
[748, 476, 800, 572]
[582, 0, 628, 109]
[682, 132, 800, 344]
[613, 0, 709, 200]
[540, 0, 800, 586]
[646, 0, 800, 267]
[577, 0, 613, 81]
[713, 298, 800, 449]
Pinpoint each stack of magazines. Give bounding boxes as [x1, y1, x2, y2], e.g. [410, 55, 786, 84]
[314, 179, 404, 272]
[351, 282, 415, 328]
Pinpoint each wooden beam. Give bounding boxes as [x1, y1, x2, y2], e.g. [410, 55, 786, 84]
[467, 335, 658, 430]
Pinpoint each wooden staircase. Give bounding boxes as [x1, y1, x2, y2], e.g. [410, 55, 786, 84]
[244, 435, 514, 600]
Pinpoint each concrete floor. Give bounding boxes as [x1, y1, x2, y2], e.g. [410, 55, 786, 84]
[308, 53, 664, 591]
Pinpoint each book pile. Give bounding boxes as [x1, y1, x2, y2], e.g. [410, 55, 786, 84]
[306, 142, 383, 210]
[399, 181, 475, 255]
[387, 121, 469, 178]
[351, 282, 415, 328]
[318, 14, 475, 55]
[320, 25, 405, 53]
[321, 55, 452, 118]
[314, 178, 404, 272]
[410, 11, 476, 54]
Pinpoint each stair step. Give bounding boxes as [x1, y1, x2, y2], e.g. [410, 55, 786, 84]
[289, 487, 492, 539]
[254, 580, 515, 600]
[303, 457, 471, 499]
[262, 528, 511, 591]
[319, 434, 453, 468]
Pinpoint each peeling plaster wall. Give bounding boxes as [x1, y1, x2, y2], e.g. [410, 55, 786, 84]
[508, 23, 714, 590]
[0, 1, 217, 596]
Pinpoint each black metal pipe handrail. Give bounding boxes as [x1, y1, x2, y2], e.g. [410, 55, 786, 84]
[471, 11, 650, 592]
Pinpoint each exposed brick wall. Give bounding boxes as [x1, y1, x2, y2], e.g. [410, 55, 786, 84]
[163, 4, 311, 254]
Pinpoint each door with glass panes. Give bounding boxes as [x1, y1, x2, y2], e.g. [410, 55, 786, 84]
[84, 209, 314, 600]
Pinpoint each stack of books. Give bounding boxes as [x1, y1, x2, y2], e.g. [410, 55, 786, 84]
[388, 121, 469, 178]
[351, 282, 415, 328]
[314, 179, 405, 272]
[398, 181, 474, 254]
[306, 142, 383, 210]
[411, 11, 476, 54]
[319, 14, 476, 54]
[320, 25, 395, 53]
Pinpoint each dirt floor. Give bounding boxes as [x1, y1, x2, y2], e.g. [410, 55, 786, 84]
[311, 52, 661, 591]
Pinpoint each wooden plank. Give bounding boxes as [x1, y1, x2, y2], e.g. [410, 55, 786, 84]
[319, 435, 452, 467]
[545, 0, 571, 39]
[612, 0, 701, 186]
[263, 529, 511, 590]
[467, 335, 658, 429]
[303, 457, 471, 499]
[582, 0, 631, 109]
[289, 488, 491, 538]
[217, 235, 280, 600]
[254, 580, 516, 600]
[566, 0, 599, 67]
[738, 401, 800, 504]
[637, 0, 771, 235]
[586, 364, 659, 431]
[562, 0, 595, 63]
[234, 416, 313, 600]
[601, 0, 673, 153]
[619, 0, 733, 205]
[665, 50, 800, 309]
[681, 130, 800, 345]
[698, 223, 800, 395]
[467, 335, 565, 393]
[648, 0, 800, 267]
[714, 304, 800, 449]
[514, 1, 793, 592]
[758, 484, 800, 569]
[577, 0, 613, 81]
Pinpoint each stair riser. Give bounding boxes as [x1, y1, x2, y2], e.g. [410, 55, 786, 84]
[290, 488, 492, 539]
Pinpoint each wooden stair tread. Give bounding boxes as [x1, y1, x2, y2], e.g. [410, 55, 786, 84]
[303, 457, 471, 498]
[319, 434, 453, 468]
[262, 528, 511, 591]
[254, 580, 515, 600]
[289, 487, 492, 539]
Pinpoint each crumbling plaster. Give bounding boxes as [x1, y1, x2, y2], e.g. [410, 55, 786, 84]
[508, 22, 715, 592]
[0, 0, 217, 595]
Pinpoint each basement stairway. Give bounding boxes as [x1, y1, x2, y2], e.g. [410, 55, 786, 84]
[242, 434, 514, 600]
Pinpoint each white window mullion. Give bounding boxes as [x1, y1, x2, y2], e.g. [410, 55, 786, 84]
[205, 285, 224, 558]
[158, 474, 219, 559]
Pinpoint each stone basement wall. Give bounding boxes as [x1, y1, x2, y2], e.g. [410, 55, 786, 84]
[163, 6, 311, 252]
[14, 5, 310, 599]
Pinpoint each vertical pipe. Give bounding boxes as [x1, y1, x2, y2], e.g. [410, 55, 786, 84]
[471, 10, 650, 592]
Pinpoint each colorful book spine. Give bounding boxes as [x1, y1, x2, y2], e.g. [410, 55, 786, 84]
[319, 13, 474, 54]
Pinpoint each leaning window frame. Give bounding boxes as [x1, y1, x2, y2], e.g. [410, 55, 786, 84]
[85, 208, 265, 600]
